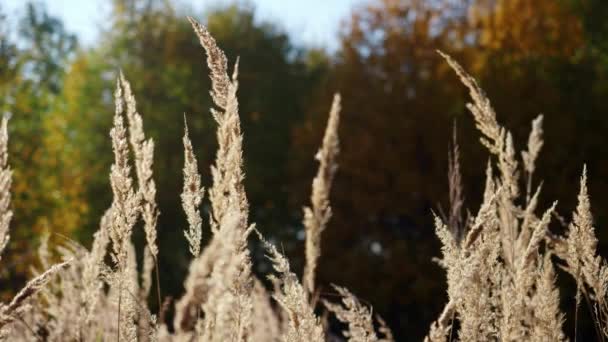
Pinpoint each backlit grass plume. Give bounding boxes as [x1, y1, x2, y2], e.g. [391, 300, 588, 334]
[0, 117, 11, 262]
[303, 93, 341, 296]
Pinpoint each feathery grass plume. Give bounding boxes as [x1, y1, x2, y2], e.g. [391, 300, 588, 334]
[108, 78, 140, 271]
[119, 72, 159, 259]
[437, 51, 502, 154]
[424, 301, 456, 342]
[198, 207, 255, 342]
[323, 284, 391, 342]
[482, 160, 495, 204]
[522, 115, 544, 202]
[438, 51, 519, 205]
[303, 93, 341, 295]
[260, 233, 325, 342]
[447, 124, 464, 243]
[122, 241, 141, 342]
[174, 228, 255, 338]
[520, 201, 557, 269]
[498, 133, 520, 269]
[515, 183, 543, 258]
[39, 241, 88, 341]
[499, 204, 558, 341]
[108, 77, 141, 341]
[564, 168, 588, 332]
[0, 261, 70, 335]
[430, 53, 570, 341]
[9, 214, 112, 341]
[119, 73, 162, 316]
[567, 166, 606, 297]
[562, 166, 608, 338]
[438, 52, 502, 147]
[443, 214, 500, 342]
[81, 211, 111, 327]
[439, 51, 522, 269]
[174, 212, 253, 340]
[174, 19, 255, 340]
[426, 184, 502, 342]
[376, 315, 394, 342]
[141, 246, 154, 301]
[189, 17, 248, 230]
[121, 235, 150, 327]
[462, 186, 502, 250]
[187, 16, 230, 110]
[173, 222, 249, 336]
[439, 53, 570, 341]
[0, 117, 12, 261]
[249, 279, 281, 342]
[458, 227, 502, 341]
[530, 254, 565, 342]
[500, 269, 532, 341]
[173, 235, 222, 332]
[181, 117, 204, 257]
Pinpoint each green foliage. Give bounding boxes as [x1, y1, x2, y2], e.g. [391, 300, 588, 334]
[0, 2, 78, 288]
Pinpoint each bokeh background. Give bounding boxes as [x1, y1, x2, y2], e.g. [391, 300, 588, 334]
[1, 0, 608, 340]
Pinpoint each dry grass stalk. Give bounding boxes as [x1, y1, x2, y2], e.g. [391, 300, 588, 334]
[187, 16, 248, 231]
[0, 117, 12, 261]
[426, 52, 566, 342]
[187, 17, 230, 110]
[108, 78, 141, 341]
[322, 285, 393, 342]
[303, 93, 341, 295]
[561, 166, 608, 339]
[530, 254, 565, 342]
[0, 261, 70, 337]
[181, 117, 204, 257]
[119, 72, 159, 260]
[108, 80, 140, 271]
[522, 115, 544, 202]
[439, 52, 523, 270]
[261, 235, 325, 342]
[173, 18, 255, 341]
[447, 124, 464, 243]
[249, 279, 281, 342]
[198, 207, 254, 342]
[118, 73, 162, 314]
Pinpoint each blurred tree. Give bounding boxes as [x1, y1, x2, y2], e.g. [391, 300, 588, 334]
[0, 2, 78, 293]
[0, 6, 19, 92]
[18, 3, 77, 92]
[470, 0, 583, 59]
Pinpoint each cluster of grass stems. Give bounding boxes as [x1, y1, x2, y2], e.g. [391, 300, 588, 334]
[0, 17, 606, 342]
